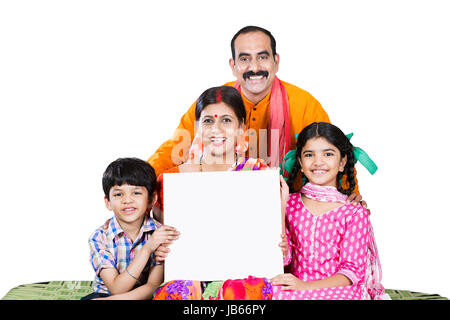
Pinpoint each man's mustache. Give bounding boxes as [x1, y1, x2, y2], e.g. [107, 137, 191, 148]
[243, 70, 269, 80]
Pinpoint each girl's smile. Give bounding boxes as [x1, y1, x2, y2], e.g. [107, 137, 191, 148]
[299, 137, 347, 188]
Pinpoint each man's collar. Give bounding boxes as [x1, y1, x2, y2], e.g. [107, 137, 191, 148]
[241, 88, 272, 107]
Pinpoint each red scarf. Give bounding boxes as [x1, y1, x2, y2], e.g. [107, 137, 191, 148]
[233, 76, 290, 167]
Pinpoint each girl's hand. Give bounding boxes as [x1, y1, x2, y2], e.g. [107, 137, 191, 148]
[148, 225, 180, 253]
[278, 234, 288, 258]
[269, 273, 309, 291]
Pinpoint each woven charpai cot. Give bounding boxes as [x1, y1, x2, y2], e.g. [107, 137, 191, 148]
[1, 281, 448, 300]
[2, 281, 93, 300]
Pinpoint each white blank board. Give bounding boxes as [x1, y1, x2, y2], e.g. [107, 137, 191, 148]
[163, 169, 283, 281]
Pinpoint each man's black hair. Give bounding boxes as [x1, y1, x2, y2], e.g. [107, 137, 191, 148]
[230, 26, 277, 60]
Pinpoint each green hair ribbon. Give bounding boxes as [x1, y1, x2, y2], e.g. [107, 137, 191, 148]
[280, 132, 378, 181]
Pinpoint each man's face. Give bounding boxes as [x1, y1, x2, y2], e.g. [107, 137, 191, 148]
[229, 31, 279, 103]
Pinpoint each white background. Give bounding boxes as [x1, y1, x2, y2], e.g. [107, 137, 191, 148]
[1, 0, 449, 299]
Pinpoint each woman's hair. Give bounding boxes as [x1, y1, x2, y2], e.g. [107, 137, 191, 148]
[286, 122, 356, 195]
[195, 86, 246, 124]
[102, 157, 157, 200]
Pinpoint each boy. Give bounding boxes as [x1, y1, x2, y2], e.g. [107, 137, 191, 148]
[82, 157, 179, 300]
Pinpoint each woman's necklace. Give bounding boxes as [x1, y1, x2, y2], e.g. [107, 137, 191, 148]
[199, 153, 238, 172]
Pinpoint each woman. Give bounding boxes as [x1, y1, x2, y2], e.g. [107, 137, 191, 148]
[152, 86, 271, 300]
[153, 85, 267, 218]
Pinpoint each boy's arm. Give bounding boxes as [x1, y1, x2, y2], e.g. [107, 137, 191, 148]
[100, 244, 153, 295]
[100, 226, 179, 296]
[99, 264, 164, 300]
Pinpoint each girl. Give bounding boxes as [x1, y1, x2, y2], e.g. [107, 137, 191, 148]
[270, 122, 385, 300]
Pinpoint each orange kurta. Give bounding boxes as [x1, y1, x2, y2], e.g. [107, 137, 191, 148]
[149, 80, 328, 173]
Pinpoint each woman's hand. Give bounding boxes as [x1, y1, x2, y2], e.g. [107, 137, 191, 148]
[278, 234, 289, 258]
[279, 175, 289, 207]
[148, 225, 180, 253]
[269, 273, 310, 291]
[154, 245, 171, 264]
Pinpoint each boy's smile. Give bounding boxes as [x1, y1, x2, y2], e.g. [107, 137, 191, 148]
[105, 184, 151, 227]
[122, 207, 138, 215]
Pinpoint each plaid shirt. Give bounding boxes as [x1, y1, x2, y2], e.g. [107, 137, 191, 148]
[88, 214, 161, 294]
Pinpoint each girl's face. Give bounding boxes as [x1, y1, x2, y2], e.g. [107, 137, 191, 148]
[197, 102, 243, 162]
[298, 137, 347, 188]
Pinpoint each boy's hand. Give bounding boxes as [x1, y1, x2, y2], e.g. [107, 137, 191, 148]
[278, 234, 289, 258]
[148, 225, 179, 253]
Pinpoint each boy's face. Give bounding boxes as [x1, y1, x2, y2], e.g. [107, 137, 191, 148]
[104, 184, 154, 226]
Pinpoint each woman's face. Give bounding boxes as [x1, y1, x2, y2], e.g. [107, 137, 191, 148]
[197, 102, 243, 163]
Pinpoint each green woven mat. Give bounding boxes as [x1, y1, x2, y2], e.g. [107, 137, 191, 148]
[384, 289, 448, 300]
[1, 281, 93, 300]
[2, 281, 448, 300]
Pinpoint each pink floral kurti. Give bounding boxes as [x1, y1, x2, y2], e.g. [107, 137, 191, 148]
[273, 192, 384, 300]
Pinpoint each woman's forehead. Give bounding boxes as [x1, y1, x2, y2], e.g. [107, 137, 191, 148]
[201, 102, 237, 117]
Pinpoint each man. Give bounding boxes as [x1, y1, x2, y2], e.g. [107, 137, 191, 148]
[148, 26, 331, 179]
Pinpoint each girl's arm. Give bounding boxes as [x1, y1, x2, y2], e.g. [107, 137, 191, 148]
[335, 206, 370, 285]
[98, 264, 164, 300]
[271, 206, 370, 290]
[270, 273, 351, 291]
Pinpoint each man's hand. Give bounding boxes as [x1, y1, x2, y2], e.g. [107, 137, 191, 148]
[346, 192, 370, 214]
